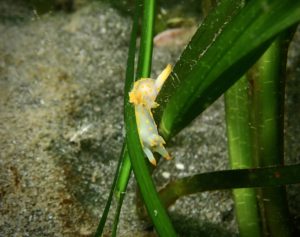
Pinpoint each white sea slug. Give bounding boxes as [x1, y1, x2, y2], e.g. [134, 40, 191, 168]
[129, 64, 172, 165]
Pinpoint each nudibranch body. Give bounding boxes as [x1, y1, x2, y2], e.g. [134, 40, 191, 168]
[129, 64, 172, 166]
[134, 104, 171, 165]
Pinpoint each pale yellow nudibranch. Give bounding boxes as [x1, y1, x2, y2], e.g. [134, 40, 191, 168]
[129, 64, 172, 166]
[135, 105, 171, 166]
[129, 64, 172, 109]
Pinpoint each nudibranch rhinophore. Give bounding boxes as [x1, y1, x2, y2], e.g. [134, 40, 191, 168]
[129, 64, 172, 166]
